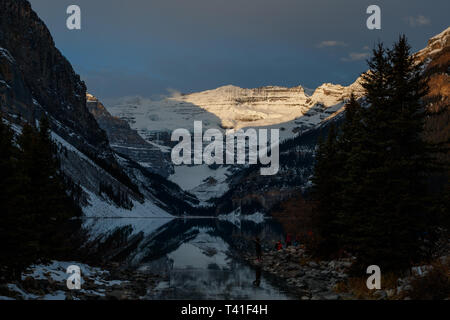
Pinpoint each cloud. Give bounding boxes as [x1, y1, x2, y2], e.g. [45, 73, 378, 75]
[316, 41, 348, 48]
[405, 15, 431, 27]
[341, 52, 370, 62]
[28, 0, 449, 99]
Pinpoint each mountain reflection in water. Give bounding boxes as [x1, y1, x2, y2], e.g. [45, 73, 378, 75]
[82, 217, 298, 300]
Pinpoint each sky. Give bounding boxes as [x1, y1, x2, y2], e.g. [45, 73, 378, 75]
[28, 0, 449, 102]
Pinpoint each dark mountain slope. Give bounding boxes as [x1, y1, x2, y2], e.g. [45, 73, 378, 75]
[0, 0, 198, 216]
[0, 0, 110, 158]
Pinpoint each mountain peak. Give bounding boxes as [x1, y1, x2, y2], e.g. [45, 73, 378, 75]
[414, 26, 450, 62]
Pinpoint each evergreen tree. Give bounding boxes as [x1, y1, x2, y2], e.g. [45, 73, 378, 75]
[312, 95, 366, 257]
[311, 123, 342, 256]
[0, 115, 81, 278]
[311, 36, 432, 271]
[339, 94, 365, 153]
[0, 114, 16, 212]
[351, 36, 430, 271]
[0, 115, 23, 276]
[334, 94, 370, 258]
[16, 118, 78, 261]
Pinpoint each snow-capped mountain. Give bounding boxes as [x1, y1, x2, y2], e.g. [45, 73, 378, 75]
[2, 0, 447, 216]
[106, 27, 449, 207]
[212, 26, 450, 216]
[86, 93, 173, 177]
[109, 79, 364, 141]
[107, 76, 364, 201]
[414, 27, 450, 63]
[176, 81, 365, 131]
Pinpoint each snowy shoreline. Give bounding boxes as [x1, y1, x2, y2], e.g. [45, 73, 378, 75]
[1, 260, 166, 300]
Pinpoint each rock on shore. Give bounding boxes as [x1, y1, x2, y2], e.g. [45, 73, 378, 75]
[243, 246, 355, 300]
[0, 261, 166, 300]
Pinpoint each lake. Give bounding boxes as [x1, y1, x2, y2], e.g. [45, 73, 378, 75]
[81, 217, 299, 300]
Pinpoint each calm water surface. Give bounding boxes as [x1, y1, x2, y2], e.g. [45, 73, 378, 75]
[82, 217, 298, 300]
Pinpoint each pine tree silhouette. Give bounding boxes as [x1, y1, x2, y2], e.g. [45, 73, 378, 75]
[311, 36, 433, 271]
[0, 115, 81, 279]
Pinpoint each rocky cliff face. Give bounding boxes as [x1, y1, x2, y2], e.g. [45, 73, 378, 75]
[414, 27, 450, 63]
[86, 94, 173, 177]
[0, 47, 33, 121]
[0, 0, 111, 159]
[0, 0, 194, 216]
[177, 81, 364, 130]
[0, 0, 138, 213]
[417, 27, 450, 166]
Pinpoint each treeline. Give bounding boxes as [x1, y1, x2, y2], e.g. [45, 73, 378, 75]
[312, 36, 449, 272]
[0, 115, 81, 279]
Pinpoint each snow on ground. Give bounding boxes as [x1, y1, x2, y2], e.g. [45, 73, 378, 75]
[22, 261, 109, 282]
[108, 95, 221, 134]
[5, 115, 175, 218]
[5, 284, 38, 300]
[51, 131, 98, 167]
[82, 188, 172, 218]
[52, 130, 174, 219]
[4, 261, 127, 300]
